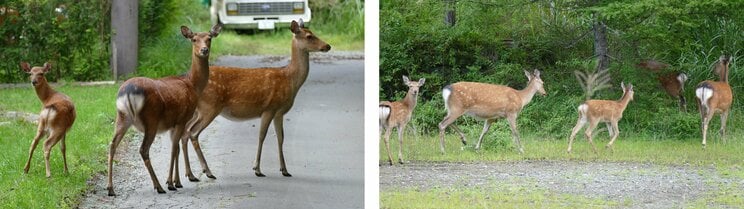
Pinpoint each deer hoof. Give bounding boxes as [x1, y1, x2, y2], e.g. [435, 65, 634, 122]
[207, 174, 217, 179]
[175, 182, 183, 188]
[398, 160, 405, 164]
[167, 185, 177, 191]
[156, 186, 166, 194]
[107, 187, 116, 196]
[255, 172, 266, 177]
[282, 172, 292, 177]
[188, 176, 200, 182]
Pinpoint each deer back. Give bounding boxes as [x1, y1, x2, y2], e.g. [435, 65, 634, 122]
[448, 82, 522, 119]
[119, 76, 198, 132]
[658, 73, 684, 97]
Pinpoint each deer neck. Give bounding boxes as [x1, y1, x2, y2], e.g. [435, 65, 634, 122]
[34, 81, 56, 104]
[618, 92, 632, 109]
[720, 64, 729, 83]
[402, 90, 418, 112]
[517, 80, 539, 107]
[188, 53, 210, 93]
[287, 40, 310, 91]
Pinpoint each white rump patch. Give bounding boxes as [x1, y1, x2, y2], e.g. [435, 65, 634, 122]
[695, 87, 713, 110]
[577, 104, 588, 122]
[442, 88, 452, 112]
[677, 73, 688, 84]
[39, 108, 57, 131]
[116, 94, 145, 121]
[379, 106, 391, 127]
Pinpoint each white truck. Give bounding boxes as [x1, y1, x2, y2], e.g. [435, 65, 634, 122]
[210, 0, 311, 30]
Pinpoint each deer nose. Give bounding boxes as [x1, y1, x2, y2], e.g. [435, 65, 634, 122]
[200, 47, 209, 55]
[321, 44, 331, 52]
[32, 80, 38, 86]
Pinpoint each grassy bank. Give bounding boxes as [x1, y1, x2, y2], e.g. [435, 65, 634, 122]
[0, 85, 118, 208]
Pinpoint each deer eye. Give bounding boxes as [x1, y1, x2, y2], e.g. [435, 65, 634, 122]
[192, 39, 196, 42]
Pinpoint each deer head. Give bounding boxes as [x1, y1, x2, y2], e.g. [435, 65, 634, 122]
[525, 69, 547, 96]
[402, 75, 425, 96]
[621, 82, 634, 102]
[181, 23, 222, 58]
[290, 19, 331, 52]
[21, 62, 51, 86]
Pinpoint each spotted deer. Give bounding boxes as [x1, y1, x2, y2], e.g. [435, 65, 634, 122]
[567, 82, 634, 153]
[20, 62, 76, 178]
[636, 60, 688, 111]
[106, 24, 221, 196]
[695, 55, 733, 148]
[180, 19, 331, 181]
[379, 76, 425, 165]
[438, 70, 546, 154]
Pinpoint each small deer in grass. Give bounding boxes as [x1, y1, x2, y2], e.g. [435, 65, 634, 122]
[20, 62, 76, 178]
[567, 82, 634, 153]
[106, 24, 221, 196]
[438, 70, 546, 154]
[636, 60, 688, 111]
[379, 76, 425, 165]
[695, 55, 733, 148]
[180, 19, 330, 180]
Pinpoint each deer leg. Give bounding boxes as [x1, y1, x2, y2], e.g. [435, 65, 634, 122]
[701, 111, 713, 148]
[43, 131, 64, 178]
[141, 127, 166, 194]
[475, 119, 494, 150]
[167, 126, 185, 190]
[185, 111, 219, 181]
[507, 115, 524, 154]
[107, 113, 131, 196]
[383, 127, 394, 165]
[605, 122, 613, 138]
[719, 110, 729, 142]
[397, 123, 407, 164]
[253, 112, 275, 177]
[438, 110, 464, 154]
[24, 122, 47, 174]
[679, 95, 687, 112]
[567, 118, 586, 153]
[606, 120, 620, 150]
[450, 125, 467, 145]
[60, 135, 68, 174]
[585, 121, 599, 153]
[273, 113, 292, 176]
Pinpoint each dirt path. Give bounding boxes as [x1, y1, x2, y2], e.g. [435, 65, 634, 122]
[380, 161, 742, 208]
[79, 52, 364, 209]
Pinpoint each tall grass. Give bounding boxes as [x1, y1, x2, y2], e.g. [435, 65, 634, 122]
[0, 85, 118, 208]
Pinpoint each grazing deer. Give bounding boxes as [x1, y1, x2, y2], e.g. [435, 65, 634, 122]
[379, 76, 425, 165]
[438, 70, 546, 154]
[636, 60, 688, 111]
[695, 55, 732, 148]
[20, 62, 76, 178]
[106, 24, 221, 196]
[180, 19, 331, 181]
[567, 82, 634, 153]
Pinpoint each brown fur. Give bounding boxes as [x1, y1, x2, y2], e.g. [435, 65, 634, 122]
[21, 62, 76, 178]
[567, 83, 634, 153]
[181, 19, 331, 180]
[106, 23, 221, 196]
[637, 60, 687, 111]
[695, 55, 733, 147]
[438, 70, 546, 154]
[380, 76, 425, 165]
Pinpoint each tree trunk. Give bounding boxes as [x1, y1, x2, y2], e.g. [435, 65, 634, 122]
[593, 16, 609, 74]
[444, 0, 456, 26]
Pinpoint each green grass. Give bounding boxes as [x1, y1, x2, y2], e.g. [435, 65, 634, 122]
[381, 132, 744, 166]
[382, 184, 620, 209]
[0, 85, 118, 208]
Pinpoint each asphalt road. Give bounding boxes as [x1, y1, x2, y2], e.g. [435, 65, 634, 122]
[80, 52, 364, 209]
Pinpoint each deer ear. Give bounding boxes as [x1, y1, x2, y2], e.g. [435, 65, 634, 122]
[533, 69, 541, 78]
[418, 78, 426, 85]
[290, 20, 301, 34]
[20, 62, 31, 73]
[181, 26, 194, 39]
[524, 70, 532, 80]
[43, 62, 52, 73]
[299, 18, 305, 28]
[210, 23, 223, 37]
[402, 75, 410, 84]
[621, 82, 626, 90]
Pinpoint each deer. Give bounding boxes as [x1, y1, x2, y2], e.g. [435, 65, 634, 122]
[567, 82, 634, 153]
[179, 19, 331, 181]
[438, 70, 546, 154]
[636, 60, 688, 111]
[106, 23, 222, 196]
[20, 62, 76, 178]
[695, 55, 733, 148]
[379, 76, 425, 165]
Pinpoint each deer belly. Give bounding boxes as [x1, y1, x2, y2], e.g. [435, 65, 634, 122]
[220, 107, 261, 121]
[466, 111, 506, 120]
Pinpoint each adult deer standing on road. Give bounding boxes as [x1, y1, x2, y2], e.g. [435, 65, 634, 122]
[379, 76, 425, 165]
[695, 55, 733, 148]
[438, 70, 546, 154]
[181, 19, 331, 181]
[106, 24, 221, 196]
[636, 60, 688, 111]
[21, 62, 76, 178]
[567, 82, 634, 153]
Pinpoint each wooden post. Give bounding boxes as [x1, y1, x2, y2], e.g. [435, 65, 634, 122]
[444, 0, 456, 26]
[111, 0, 138, 80]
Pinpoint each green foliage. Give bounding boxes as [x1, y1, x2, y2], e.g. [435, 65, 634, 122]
[381, 0, 744, 141]
[0, 0, 112, 83]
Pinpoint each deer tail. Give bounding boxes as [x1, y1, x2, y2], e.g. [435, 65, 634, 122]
[695, 82, 713, 115]
[116, 83, 145, 123]
[442, 84, 452, 113]
[379, 104, 391, 128]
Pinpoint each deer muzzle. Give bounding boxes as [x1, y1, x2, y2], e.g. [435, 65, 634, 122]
[321, 44, 331, 52]
[200, 47, 210, 56]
